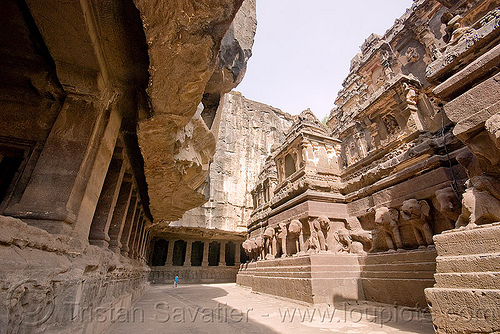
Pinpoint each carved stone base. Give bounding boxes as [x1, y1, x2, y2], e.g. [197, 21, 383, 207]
[237, 253, 364, 304]
[360, 248, 437, 307]
[425, 223, 500, 333]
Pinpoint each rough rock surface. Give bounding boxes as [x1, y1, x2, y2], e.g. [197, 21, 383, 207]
[205, 0, 257, 95]
[133, 0, 256, 222]
[170, 92, 294, 232]
[0, 215, 149, 333]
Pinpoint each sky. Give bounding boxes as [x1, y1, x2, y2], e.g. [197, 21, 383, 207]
[236, 0, 415, 121]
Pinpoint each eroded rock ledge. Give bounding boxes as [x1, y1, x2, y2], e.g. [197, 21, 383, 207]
[134, 0, 256, 222]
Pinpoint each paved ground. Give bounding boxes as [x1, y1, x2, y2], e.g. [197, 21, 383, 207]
[107, 283, 434, 334]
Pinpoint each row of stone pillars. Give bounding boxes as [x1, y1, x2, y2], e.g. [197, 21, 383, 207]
[3, 92, 151, 263]
[152, 239, 245, 267]
[86, 145, 151, 261]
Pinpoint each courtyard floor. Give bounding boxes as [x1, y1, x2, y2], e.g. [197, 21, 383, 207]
[107, 283, 434, 334]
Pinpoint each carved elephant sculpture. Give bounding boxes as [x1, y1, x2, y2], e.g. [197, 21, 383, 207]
[263, 226, 275, 259]
[371, 207, 403, 252]
[288, 219, 304, 255]
[254, 236, 265, 260]
[276, 222, 288, 257]
[401, 199, 434, 247]
[434, 187, 461, 230]
[242, 239, 258, 262]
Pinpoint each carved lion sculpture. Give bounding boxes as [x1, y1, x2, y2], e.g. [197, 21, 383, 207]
[345, 217, 372, 251]
[434, 187, 461, 230]
[263, 226, 275, 259]
[371, 207, 403, 252]
[335, 228, 352, 253]
[288, 219, 304, 255]
[401, 199, 434, 247]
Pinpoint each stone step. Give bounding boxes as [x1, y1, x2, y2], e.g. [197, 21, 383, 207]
[434, 223, 500, 257]
[309, 253, 362, 266]
[311, 272, 362, 279]
[436, 253, 500, 273]
[362, 262, 436, 272]
[254, 272, 311, 278]
[434, 272, 500, 289]
[361, 271, 435, 280]
[360, 249, 437, 265]
[425, 287, 500, 333]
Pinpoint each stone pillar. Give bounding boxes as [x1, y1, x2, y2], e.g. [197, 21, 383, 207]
[143, 231, 152, 263]
[131, 218, 145, 259]
[88, 155, 126, 248]
[184, 240, 193, 266]
[235, 241, 241, 266]
[219, 241, 226, 266]
[137, 226, 147, 260]
[5, 96, 122, 237]
[124, 209, 142, 257]
[120, 197, 138, 256]
[140, 230, 149, 261]
[166, 239, 175, 267]
[108, 177, 133, 252]
[202, 241, 210, 267]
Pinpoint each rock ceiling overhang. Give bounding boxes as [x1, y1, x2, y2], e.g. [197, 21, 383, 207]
[25, 0, 252, 224]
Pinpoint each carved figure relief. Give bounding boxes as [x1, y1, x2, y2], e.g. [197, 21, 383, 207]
[309, 217, 328, 252]
[403, 82, 418, 106]
[371, 207, 403, 252]
[381, 114, 401, 144]
[383, 115, 400, 136]
[441, 13, 471, 48]
[405, 47, 420, 63]
[401, 199, 434, 247]
[348, 141, 360, 164]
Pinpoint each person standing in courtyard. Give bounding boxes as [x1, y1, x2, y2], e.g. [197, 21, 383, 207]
[174, 274, 179, 288]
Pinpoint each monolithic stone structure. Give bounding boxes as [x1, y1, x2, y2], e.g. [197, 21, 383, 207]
[423, 1, 500, 333]
[239, 2, 500, 331]
[148, 92, 294, 283]
[0, 0, 254, 332]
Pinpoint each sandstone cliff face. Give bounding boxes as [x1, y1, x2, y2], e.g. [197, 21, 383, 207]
[170, 92, 294, 232]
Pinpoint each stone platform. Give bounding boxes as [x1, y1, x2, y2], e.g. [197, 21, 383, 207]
[237, 249, 437, 307]
[237, 253, 364, 304]
[425, 223, 500, 333]
[361, 248, 437, 307]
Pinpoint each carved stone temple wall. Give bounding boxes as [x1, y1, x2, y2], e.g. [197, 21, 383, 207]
[238, 1, 500, 333]
[0, 0, 255, 333]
